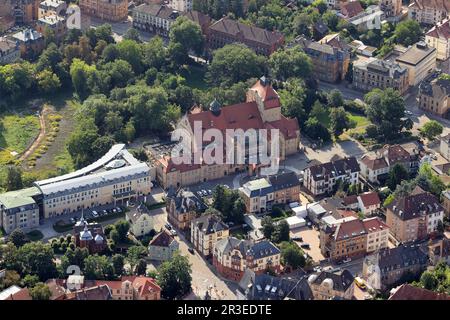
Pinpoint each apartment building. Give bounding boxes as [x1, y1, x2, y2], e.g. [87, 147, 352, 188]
[207, 17, 284, 56]
[154, 77, 300, 189]
[359, 144, 421, 183]
[34, 145, 152, 218]
[320, 216, 389, 261]
[418, 73, 450, 117]
[395, 42, 437, 86]
[190, 214, 229, 256]
[0, 187, 41, 234]
[38, 0, 67, 18]
[379, 0, 402, 18]
[0, 38, 20, 65]
[35, 14, 67, 42]
[132, 3, 180, 37]
[426, 19, 450, 61]
[363, 244, 429, 291]
[268, 172, 301, 205]
[441, 133, 450, 160]
[409, 0, 450, 25]
[307, 269, 354, 300]
[442, 190, 450, 216]
[352, 57, 409, 94]
[296, 36, 350, 83]
[303, 157, 360, 196]
[386, 186, 444, 242]
[126, 204, 154, 237]
[168, 0, 192, 12]
[213, 237, 281, 281]
[239, 178, 274, 214]
[166, 187, 207, 230]
[11, 28, 45, 59]
[79, 0, 128, 22]
[148, 230, 179, 261]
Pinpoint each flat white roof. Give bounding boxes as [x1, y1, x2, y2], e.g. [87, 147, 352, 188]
[37, 162, 150, 196]
[36, 144, 126, 186]
[286, 216, 306, 226]
[0, 285, 21, 300]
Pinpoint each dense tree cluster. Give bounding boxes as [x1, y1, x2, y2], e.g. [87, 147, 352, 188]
[212, 185, 246, 224]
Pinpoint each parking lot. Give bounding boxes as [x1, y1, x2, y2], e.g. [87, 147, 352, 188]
[290, 226, 325, 263]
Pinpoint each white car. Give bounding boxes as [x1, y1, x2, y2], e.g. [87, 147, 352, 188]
[92, 210, 98, 217]
[170, 229, 177, 236]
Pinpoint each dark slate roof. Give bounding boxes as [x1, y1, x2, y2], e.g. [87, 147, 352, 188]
[167, 188, 207, 214]
[67, 285, 112, 300]
[387, 186, 444, 221]
[307, 157, 360, 182]
[310, 269, 354, 292]
[247, 240, 281, 259]
[239, 269, 313, 300]
[378, 243, 429, 272]
[134, 4, 180, 21]
[191, 214, 229, 235]
[209, 17, 284, 46]
[268, 172, 300, 191]
[215, 237, 280, 260]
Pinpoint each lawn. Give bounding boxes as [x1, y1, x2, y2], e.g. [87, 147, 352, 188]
[347, 113, 370, 134]
[0, 114, 40, 164]
[180, 64, 208, 91]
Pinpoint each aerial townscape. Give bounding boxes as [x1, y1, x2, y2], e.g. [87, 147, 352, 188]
[1, 0, 450, 305]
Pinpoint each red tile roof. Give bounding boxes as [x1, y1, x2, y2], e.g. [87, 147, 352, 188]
[343, 195, 358, 206]
[4, 288, 32, 300]
[358, 191, 381, 207]
[340, 1, 364, 18]
[389, 284, 450, 300]
[335, 219, 367, 241]
[362, 217, 389, 233]
[149, 229, 176, 247]
[426, 19, 450, 39]
[249, 78, 281, 109]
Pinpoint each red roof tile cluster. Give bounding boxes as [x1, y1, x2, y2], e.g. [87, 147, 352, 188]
[358, 191, 381, 207]
[4, 288, 32, 300]
[362, 217, 389, 233]
[389, 284, 450, 300]
[340, 1, 364, 18]
[426, 19, 450, 39]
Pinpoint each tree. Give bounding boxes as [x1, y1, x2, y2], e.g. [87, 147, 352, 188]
[127, 245, 147, 274]
[273, 220, 290, 243]
[9, 228, 27, 247]
[280, 242, 306, 269]
[124, 28, 141, 42]
[169, 16, 204, 55]
[419, 271, 438, 290]
[69, 58, 96, 100]
[0, 270, 21, 290]
[262, 216, 275, 239]
[387, 163, 409, 190]
[394, 20, 423, 46]
[207, 44, 267, 87]
[37, 69, 61, 94]
[109, 229, 120, 244]
[22, 274, 40, 288]
[231, 197, 246, 224]
[304, 117, 331, 142]
[158, 253, 192, 300]
[29, 283, 51, 300]
[329, 107, 354, 138]
[292, 12, 312, 38]
[5, 165, 23, 191]
[117, 39, 144, 74]
[420, 120, 443, 141]
[143, 37, 167, 70]
[17, 242, 58, 281]
[364, 88, 409, 141]
[269, 46, 312, 81]
[136, 259, 147, 276]
[83, 255, 113, 280]
[328, 89, 344, 108]
[112, 254, 125, 277]
[114, 219, 130, 242]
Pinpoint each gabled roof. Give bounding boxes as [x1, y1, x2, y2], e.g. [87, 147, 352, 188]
[307, 157, 360, 182]
[334, 219, 367, 241]
[209, 17, 284, 46]
[409, 0, 450, 11]
[426, 19, 450, 39]
[389, 284, 450, 300]
[309, 269, 354, 292]
[149, 229, 176, 247]
[340, 1, 364, 18]
[268, 171, 301, 191]
[377, 243, 429, 270]
[358, 191, 381, 207]
[191, 214, 229, 235]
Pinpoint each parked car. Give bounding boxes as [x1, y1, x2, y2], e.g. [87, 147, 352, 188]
[292, 236, 303, 242]
[343, 257, 352, 264]
[165, 223, 172, 230]
[300, 243, 310, 249]
[92, 211, 98, 217]
[70, 218, 75, 223]
[354, 277, 367, 290]
[170, 229, 177, 236]
[306, 159, 312, 164]
[207, 189, 212, 195]
[102, 209, 108, 216]
[112, 208, 117, 214]
[188, 248, 195, 254]
[405, 110, 413, 116]
[313, 266, 322, 273]
[116, 207, 122, 213]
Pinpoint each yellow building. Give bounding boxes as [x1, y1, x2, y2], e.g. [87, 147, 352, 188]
[190, 214, 229, 256]
[79, 0, 128, 22]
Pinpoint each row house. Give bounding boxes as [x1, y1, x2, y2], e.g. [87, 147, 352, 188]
[132, 3, 180, 37]
[409, 0, 450, 25]
[154, 77, 300, 189]
[79, 0, 128, 22]
[352, 57, 409, 94]
[386, 186, 444, 243]
[190, 214, 229, 256]
[303, 157, 360, 196]
[363, 244, 429, 291]
[320, 216, 389, 262]
[296, 35, 350, 83]
[359, 144, 421, 184]
[213, 237, 281, 281]
[418, 72, 450, 118]
[166, 187, 207, 230]
[207, 17, 284, 56]
[0, 38, 20, 65]
[426, 19, 450, 61]
[307, 269, 354, 300]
